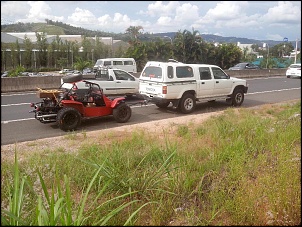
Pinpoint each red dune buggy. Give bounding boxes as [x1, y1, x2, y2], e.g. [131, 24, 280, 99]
[30, 74, 132, 131]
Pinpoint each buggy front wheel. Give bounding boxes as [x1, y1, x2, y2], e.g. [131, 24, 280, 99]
[113, 103, 132, 123]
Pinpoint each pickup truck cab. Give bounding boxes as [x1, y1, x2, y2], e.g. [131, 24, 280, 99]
[61, 68, 139, 96]
[139, 61, 248, 114]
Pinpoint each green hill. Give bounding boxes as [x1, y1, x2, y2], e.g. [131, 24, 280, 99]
[31, 23, 65, 35]
[1, 22, 64, 35]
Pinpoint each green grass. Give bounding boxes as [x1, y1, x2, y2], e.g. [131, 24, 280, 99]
[1, 101, 301, 226]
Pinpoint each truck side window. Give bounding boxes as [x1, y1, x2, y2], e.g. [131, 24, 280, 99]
[199, 67, 211, 80]
[167, 66, 173, 79]
[212, 67, 228, 79]
[176, 66, 193, 78]
[114, 70, 135, 81]
[96, 70, 110, 81]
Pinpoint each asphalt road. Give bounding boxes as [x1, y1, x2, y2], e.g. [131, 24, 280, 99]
[1, 76, 301, 145]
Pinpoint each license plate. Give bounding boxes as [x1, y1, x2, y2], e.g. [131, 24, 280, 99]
[146, 87, 155, 92]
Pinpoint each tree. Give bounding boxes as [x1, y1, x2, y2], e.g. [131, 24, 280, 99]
[23, 36, 33, 69]
[125, 26, 143, 44]
[146, 39, 171, 61]
[73, 57, 91, 73]
[124, 42, 147, 72]
[173, 29, 203, 63]
[216, 43, 242, 69]
[36, 32, 48, 68]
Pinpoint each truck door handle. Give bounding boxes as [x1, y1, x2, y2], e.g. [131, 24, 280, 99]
[216, 81, 219, 83]
[201, 82, 205, 84]
[116, 81, 121, 83]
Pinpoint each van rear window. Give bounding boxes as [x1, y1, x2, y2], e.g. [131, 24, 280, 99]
[113, 61, 123, 65]
[142, 66, 162, 79]
[104, 61, 111, 66]
[124, 61, 134, 65]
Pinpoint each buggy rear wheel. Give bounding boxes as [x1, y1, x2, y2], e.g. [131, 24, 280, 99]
[113, 103, 132, 123]
[56, 107, 81, 131]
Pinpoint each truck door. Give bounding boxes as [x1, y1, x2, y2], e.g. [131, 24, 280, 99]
[113, 70, 138, 95]
[95, 69, 117, 95]
[211, 67, 233, 95]
[197, 67, 215, 98]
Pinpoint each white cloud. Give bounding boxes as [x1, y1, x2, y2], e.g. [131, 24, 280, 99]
[263, 1, 301, 24]
[140, 1, 180, 17]
[67, 7, 97, 26]
[96, 13, 145, 33]
[174, 3, 199, 23]
[157, 16, 173, 25]
[203, 1, 249, 21]
[1, 1, 31, 19]
[10, 1, 64, 23]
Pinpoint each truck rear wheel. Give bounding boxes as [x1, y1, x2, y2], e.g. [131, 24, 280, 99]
[179, 93, 196, 114]
[113, 103, 132, 123]
[56, 107, 81, 131]
[231, 89, 244, 106]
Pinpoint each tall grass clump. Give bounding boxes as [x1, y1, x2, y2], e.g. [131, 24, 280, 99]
[1, 150, 154, 226]
[194, 103, 301, 225]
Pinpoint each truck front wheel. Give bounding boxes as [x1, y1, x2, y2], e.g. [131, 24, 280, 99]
[231, 89, 244, 106]
[179, 93, 196, 114]
[56, 107, 81, 131]
[113, 103, 132, 123]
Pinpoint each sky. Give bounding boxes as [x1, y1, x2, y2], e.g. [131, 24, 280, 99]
[1, 1, 301, 41]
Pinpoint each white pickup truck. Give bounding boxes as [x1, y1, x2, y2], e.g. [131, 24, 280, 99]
[61, 68, 139, 96]
[139, 61, 248, 114]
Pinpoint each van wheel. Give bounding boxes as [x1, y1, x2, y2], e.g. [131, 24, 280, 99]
[156, 101, 170, 108]
[231, 89, 244, 106]
[179, 93, 196, 114]
[56, 107, 81, 131]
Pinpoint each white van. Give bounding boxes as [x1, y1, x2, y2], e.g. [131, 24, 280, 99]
[93, 58, 137, 73]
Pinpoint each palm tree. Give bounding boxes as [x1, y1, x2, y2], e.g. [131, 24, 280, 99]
[125, 26, 143, 44]
[73, 57, 91, 74]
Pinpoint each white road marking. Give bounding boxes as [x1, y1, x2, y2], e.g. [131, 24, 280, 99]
[246, 87, 300, 95]
[2, 103, 32, 107]
[2, 118, 35, 124]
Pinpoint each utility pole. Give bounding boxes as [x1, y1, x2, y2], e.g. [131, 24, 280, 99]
[294, 38, 299, 64]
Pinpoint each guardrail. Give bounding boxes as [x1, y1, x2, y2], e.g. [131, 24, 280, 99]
[1, 69, 286, 93]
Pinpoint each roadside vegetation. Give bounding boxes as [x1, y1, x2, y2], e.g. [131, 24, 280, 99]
[1, 101, 301, 226]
